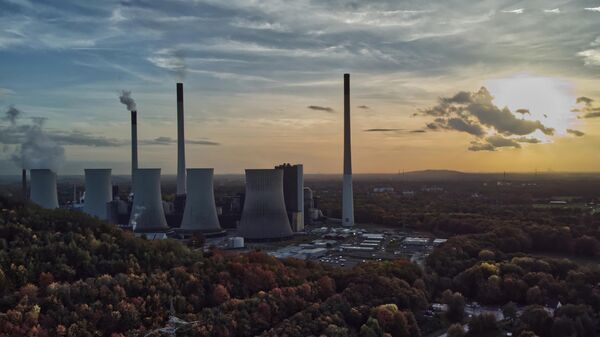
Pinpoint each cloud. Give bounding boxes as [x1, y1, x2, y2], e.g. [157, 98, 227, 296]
[364, 128, 401, 132]
[50, 131, 126, 147]
[141, 136, 219, 146]
[501, 9, 524, 14]
[468, 135, 522, 152]
[584, 7, 600, 13]
[566, 129, 585, 137]
[147, 48, 187, 80]
[577, 49, 600, 66]
[420, 87, 553, 137]
[515, 109, 530, 115]
[515, 137, 541, 144]
[308, 105, 334, 113]
[543, 8, 560, 14]
[573, 96, 600, 118]
[357, 105, 370, 109]
[3, 106, 22, 125]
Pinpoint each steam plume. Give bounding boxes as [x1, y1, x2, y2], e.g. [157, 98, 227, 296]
[11, 115, 65, 171]
[119, 90, 136, 111]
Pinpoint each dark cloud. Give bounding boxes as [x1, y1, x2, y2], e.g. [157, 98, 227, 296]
[468, 135, 522, 152]
[50, 131, 126, 147]
[141, 136, 219, 146]
[574, 96, 600, 118]
[364, 128, 401, 132]
[308, 105, 334, 113]
[421, 87, 554, 137]
[357, 105, 370, 109]
[567, 129, 585, 137]
[3, 106, 21, 125]
[419, 87, 556, 151]
[410, 129, 426, 133]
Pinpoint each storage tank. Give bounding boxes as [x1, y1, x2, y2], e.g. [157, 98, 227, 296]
[30, 169, 59, 209]
[129, 168, 169, 233]
[180, 168, 221, 232]
[83, 169, 112, 220]
[238, 169, 292, 240]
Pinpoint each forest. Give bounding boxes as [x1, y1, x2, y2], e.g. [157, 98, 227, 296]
[0, 183, 599, 336]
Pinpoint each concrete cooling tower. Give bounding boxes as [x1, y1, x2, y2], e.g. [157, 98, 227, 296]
[129, 168, 169, 233]
[239, 169, 293, 240]
[30, 169, 59, 209]
[180, 169, 221, 233]
[83, 169, 112, 220]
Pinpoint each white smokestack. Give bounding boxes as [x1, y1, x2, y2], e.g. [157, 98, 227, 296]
[342, 73, 354, 227]
[30, 169, 59, 209]
[239, 169, 292, 240]
[129, 168, 169, 233]
[83, 169, 112, 220]
[176, 83, 186, 195]
[180, 168, 221, 232]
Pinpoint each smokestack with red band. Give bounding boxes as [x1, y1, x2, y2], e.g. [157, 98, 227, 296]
[176, 83, 186, 196]
[131, 110, 138, 185]
[342, 73, 354, 226]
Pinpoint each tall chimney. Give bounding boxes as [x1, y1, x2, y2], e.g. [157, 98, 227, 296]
[131, 110, 138, 188]
[342, 73, 354, 226]
[176, 83, 186, 196]
[21, 169, 27, 199]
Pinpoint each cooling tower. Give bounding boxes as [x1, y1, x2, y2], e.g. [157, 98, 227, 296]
[131, 110, 138, 187]
[342, 73, 355, 227]
[180, 169, 221, 232]
[176, 83, 186, 196]
[129, 168, 169, 233]
[30, 169, 58, 209]
[239, 169, 292, 240]
[83, 169, 112, 220]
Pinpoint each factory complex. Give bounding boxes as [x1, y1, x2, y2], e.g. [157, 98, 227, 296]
[20, 74, 357, 244]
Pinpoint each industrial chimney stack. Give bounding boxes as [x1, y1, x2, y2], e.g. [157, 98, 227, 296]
[176, 83, 186, 196]
[342, 73, 354, 227]
[131, 110, 138, 188]
[21, 169, 27, 199]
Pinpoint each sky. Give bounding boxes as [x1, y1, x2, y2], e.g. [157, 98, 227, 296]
[1, 0, 600, 174]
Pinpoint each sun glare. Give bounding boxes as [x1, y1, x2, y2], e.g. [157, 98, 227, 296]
[484, 74, 578, 138]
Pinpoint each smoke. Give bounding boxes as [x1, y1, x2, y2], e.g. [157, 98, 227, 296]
[4, 106, 21, 125]
[10, 116, 65, 171]
[119, 90, 136, 111]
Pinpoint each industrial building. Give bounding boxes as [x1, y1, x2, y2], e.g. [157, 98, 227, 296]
[129, 168, 169, 238]
[180, 168, 223, 234]
[83, 169, 112, 220]
[275, 163, 304, 232]
[29, 169, 59, 209]
[238, 169, 293, 240]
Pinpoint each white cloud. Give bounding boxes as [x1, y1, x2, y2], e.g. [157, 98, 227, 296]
[577, 49, 600, 66]
[501, 8, 524, 14]
[543, 8, 560, 14]
[584, 7, 600, 12]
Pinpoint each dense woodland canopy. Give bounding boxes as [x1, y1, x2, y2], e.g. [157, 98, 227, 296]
[0, 179, 599, 337]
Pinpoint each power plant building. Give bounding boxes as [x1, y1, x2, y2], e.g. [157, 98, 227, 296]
[180, 168, 222, 233]
[30, 169, 59, 209]
[129, 168, 169, 238]
[238, 169, 293, 240]
[83, 169, 112, 220]
[275, 164, 304, 232]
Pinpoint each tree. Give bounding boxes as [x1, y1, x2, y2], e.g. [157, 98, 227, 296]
[502, 302, 518, 321]
[442, 290, 465, 323]
[467, 313, 498, 336]
[447, 323, 466, 337]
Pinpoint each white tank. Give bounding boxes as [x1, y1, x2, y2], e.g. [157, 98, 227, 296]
[180, 168, 221, 232]
[83, 169, 112, 220]
[30, 169, 59, 209]
[129, 168, 169, 233]
[239, 169, 292, 240]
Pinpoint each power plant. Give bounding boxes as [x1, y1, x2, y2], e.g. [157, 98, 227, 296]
[30, 169, 59, 209]
[180, 168, 222, 233]
[83, 169, 112, 220]
[18, 75, 350, 241]
[129, 168, 169, 238]
[238, 169, 293, 240]
[342, 73, 355, 227]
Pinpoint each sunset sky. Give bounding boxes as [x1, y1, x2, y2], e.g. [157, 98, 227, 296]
[1, 0, 600, 174]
